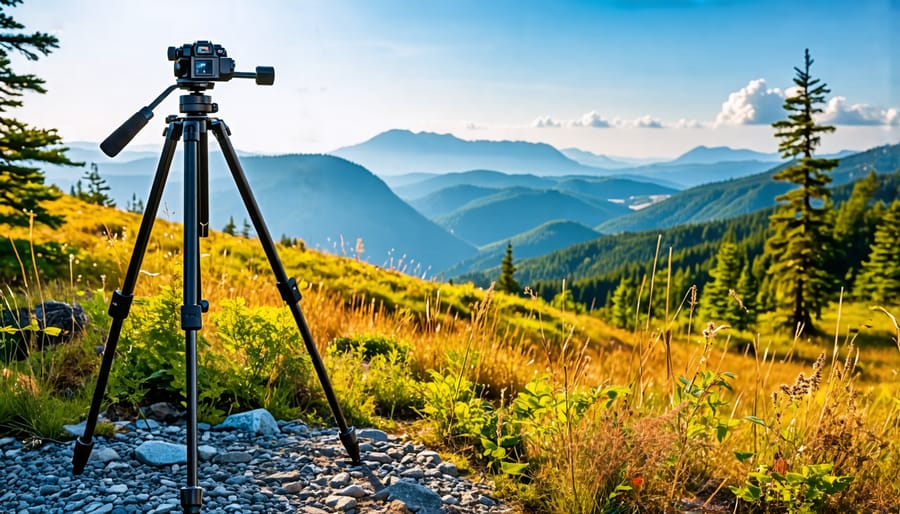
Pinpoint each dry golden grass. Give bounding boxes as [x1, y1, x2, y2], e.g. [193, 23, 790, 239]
[6, 196, 900, 512]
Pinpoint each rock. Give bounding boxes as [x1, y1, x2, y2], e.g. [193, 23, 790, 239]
[437, 461, 459, 477]
[133, 419, 161, 431]
[386, 481, 444, 514]
[218, 409, 280, 435]
[144, 402, 183, 422]
[134, 441, 187, 466]
[335, 484, 369, 498]
[63, 421, 88, 438]
[324, 495, 357, 511]
[213, 451, 252, 464]
[358, 428, 389, 442]
[92, 447, 120, 463]
[197, 444, 218, 461]
[328, 472, 351, 488]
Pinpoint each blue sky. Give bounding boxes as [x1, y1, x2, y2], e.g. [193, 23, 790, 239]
[11, 0, 899, 158]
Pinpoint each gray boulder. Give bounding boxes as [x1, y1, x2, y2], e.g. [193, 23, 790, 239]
[386, 480, 443, 514]
[218, 409, 280, 435]
[134, 441, 187, 466]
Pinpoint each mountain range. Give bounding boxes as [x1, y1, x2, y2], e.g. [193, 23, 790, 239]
[48, 132, 893, 279]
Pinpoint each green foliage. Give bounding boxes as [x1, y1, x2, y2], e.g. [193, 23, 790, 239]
[223, 215, 236, 235]
[496, 242, 521, 295]
[330, 333, 410, 361]
[856, 199, 900, 304]
[0, 1, 80, 229]
[701, 242, 755, 330]
[730, 463, 853, 513]
[109, 286, 233, 423]
[71, 163, 115, 207]
[675, 370, 739, 445]
[764, 49, 839, 330]
[327, 335, 421, 420]
[213, 298, 314, 420]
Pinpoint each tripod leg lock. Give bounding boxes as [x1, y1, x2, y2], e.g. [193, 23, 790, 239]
[277, 278, 303, 305]
[181, 304, 204, 330]
[72, 437, 94, 475]
[108, 291, 134, 319]
[180, 486, 203, 513]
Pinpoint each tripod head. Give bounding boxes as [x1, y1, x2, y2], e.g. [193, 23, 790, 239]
[100, 40, 274, 158]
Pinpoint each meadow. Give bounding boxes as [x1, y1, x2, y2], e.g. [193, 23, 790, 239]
[2, 195, 899, 513]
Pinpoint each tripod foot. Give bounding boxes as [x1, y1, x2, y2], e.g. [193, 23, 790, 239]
[72, 437, 94, 475]
[339, 426, 361, 464]
[180, 486, 203, 513]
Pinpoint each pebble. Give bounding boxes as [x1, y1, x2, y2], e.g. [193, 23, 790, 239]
[0, 418, 511, 513]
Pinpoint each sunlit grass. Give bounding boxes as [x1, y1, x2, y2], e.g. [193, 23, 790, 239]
[3, 196, 900, 512]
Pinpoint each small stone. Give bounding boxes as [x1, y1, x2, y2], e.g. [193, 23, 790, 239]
[218, 409, 280, 435]
[134, 441, 187, 467]
[39, 484, 60, 496]
[198, 445, 218, 461]
[442, 494, 460, 505]
[92, 447, 120, 463]
[479, 494, 498, 506]
[107, 484, 128, 494]
[328, 472, 351, 488]
[357, 428, 388, 442]
[324, 495, 358, 511]
[437, 461, 459, 477]
[213, 451, 252, 464]
[400, 468, 425, 479]
[335, 484, 368, 498]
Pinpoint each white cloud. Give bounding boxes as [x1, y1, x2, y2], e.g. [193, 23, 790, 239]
[571, 111, 612, 128]
[617, 115, 664, 129]
[673, 118, 704, 129]
[531, 116, 562, 128]
[715, 78, 786, 126]
[820, 96, 900, 126]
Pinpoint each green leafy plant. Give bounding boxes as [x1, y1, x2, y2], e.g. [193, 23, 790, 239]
[731, 462, 853, 513]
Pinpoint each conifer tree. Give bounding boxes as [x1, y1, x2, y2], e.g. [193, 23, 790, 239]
[0, 0, 79, 228]
[763, 49, 839, 330]
[496, 242, 521, 295]
[609, 275, 636, 329]
[833, 170, 880, 287]
[701, 241, 749, 329]
[856, 200, 900, 304]
[223, 215, 236, 235]
[73, 163, 114, 207]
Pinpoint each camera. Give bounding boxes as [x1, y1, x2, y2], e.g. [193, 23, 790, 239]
[168, 40, 235, 82]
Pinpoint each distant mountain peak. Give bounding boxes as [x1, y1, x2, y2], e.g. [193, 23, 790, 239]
[330, 129, 603, 176]
[671, 145, 781, 165]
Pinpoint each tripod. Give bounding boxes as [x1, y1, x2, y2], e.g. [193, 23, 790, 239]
[72, 58, 360, 514]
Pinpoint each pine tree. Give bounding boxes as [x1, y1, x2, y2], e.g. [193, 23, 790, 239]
[700, 241, 748, 329]
[496, 242, 521, 295]
[223, 215, 236, 235]
[833, 170, 880, 288]
[241, 218, 251, 238]
[855, 200, 900, 304]
[126, 193, 144, 214]
[0, 1, 79, 228]
[763, 49, 839, 331]
[609, 275, 636, 329]
[73, 163, 114, 207]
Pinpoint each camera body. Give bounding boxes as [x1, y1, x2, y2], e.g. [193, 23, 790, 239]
[169, 41, 235, 82]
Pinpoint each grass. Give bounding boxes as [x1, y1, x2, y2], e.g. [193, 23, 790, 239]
[2, 196, 900, 512]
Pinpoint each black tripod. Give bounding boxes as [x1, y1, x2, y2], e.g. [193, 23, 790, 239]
[72, 42, 360, 514]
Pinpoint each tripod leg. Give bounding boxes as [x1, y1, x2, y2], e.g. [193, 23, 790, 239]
[209, 120, 361, 464]
[180, 119, 205, 514]
[73, 121, 183, 475]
